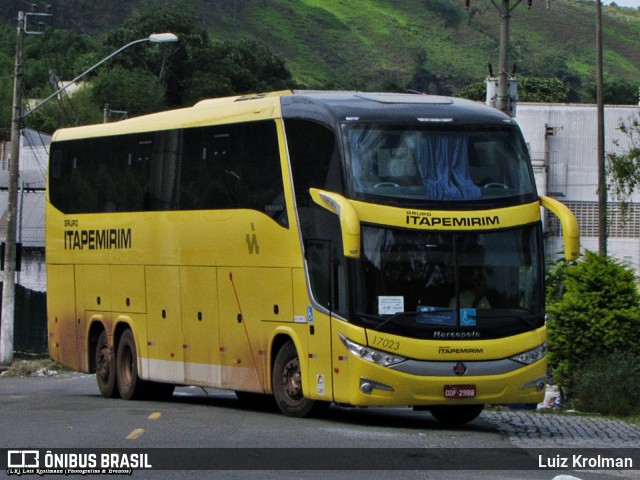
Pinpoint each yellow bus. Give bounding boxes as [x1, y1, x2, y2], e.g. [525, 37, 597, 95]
[46, 91, 579, 423]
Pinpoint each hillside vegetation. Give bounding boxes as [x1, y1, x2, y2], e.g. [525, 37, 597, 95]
[1, 0, 640, 100]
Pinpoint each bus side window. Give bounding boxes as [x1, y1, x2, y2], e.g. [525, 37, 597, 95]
[50, 150, 62, 179]
[179, 121, 286, 225]
[234, 121, 287, 226]
[180, 127, 233, 210]
[305, 239, 332, 309]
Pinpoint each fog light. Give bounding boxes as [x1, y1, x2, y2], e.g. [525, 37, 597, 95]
[359, 378, 394, 394]
[521, 376, 546, 392]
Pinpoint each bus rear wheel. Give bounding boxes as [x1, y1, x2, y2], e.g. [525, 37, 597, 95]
[272, 340, 326, 417]
[95, 330, 118, 398]
[429, 404, 484, 424]
[116, 329, 148, 400]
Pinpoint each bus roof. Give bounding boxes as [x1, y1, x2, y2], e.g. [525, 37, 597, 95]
[52, 90, 515, 142]
[51, 90, 291, 142]
[281, 91, 514, 127]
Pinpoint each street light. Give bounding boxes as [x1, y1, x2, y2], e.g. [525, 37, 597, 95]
[23, 32, 178, 118]
[0, 26, 178, 365]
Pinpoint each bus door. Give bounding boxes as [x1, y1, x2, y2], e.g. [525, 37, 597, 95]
[302, 235, 344, 402]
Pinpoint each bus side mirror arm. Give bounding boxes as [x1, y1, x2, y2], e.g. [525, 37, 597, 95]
[540, 195, 580, 261]
[309, 188, 361, 258]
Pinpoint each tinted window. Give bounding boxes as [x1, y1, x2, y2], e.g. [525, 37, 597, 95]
[49, 121, 287, 226]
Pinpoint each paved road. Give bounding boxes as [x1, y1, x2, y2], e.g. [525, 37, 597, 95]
[486, 408, 640, 448]
[1, 371, 638, 480]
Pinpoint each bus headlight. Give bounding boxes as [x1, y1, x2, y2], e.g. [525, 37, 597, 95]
[339, 333, 406, 367]
[510, 342, 548, 365]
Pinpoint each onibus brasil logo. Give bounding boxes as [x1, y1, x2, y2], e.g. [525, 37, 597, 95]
[6, 449, 152, 476]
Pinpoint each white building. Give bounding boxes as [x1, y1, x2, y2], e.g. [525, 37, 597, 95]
[516, 103, 640, 276]
[0, 128, 49, 291]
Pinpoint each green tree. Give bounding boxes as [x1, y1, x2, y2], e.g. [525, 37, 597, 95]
[607, 117, 640, 208]
[0, 26, 101, 131]
[99, 8, 294, 108]
[585, 80, 638, 105]
[26, 85, 103, 133]
[458, 76, 569, 103]
[9, 7, 295, 132]
[518, 77, 569, 103]
[181, 38, 296, 103]
[545, 251, 640, 394]
[91, 66, 166, 117]
[104, 8, 208, 107]
[203, 39, 294, 95]
[458, 82, 485, 101]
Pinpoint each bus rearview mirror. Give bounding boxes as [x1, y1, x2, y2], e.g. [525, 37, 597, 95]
[309, 188, 361, 259]
[540, 195, 580, 261]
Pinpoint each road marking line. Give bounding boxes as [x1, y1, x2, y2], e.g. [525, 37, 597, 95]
[148, 412, 161, 420]
[126, 428, 145, 440]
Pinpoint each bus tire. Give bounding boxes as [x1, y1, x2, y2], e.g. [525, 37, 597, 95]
[429, 404, 484, 424]
[116, 329, 148, 400]
[95, 330, 118, 398]
[272, 340, 322, 417]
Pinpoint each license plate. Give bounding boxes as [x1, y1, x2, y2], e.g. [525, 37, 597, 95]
[444, 385, 476, 398]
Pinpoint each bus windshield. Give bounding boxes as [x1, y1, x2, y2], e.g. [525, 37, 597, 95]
[350, 223, 544, 339]
[342, 124, 536, 205]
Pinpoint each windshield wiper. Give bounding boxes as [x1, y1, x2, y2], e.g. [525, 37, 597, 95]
[357, 309, 452, 332]
[355, 311, 416, 331]
[375, 311, 419, 331]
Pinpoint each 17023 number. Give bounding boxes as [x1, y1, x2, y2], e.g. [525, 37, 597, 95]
[372, 336, 400, 351]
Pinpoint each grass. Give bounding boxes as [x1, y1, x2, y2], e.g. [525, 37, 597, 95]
[197, 0, 640, 97]
[0, 357, 68, 377]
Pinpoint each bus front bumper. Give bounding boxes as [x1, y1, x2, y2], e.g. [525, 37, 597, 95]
[337, 353, 547, 407]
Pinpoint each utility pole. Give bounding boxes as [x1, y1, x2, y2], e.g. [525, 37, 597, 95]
[1, 7, 51, 365]
[466, 0, 539, 116]
[496, 0, 512, 114]
[596, 0, 607, 256]
[0, 11, 25, 365]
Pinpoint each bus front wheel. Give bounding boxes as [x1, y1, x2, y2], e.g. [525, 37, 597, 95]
[116, 329, 148, 400]
[429, 404, 484, 424]
[272, 340, 326, 417]
[95, 330, 118, 398]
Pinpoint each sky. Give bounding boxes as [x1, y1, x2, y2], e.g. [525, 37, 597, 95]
[603, 0, 640, 7]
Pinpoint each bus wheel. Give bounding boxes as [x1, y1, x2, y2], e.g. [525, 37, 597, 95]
[116, 329, 148, 400]
[429, 405, 484, 424]
[273, 341, 320, 417]
[95, 330, 118, 398]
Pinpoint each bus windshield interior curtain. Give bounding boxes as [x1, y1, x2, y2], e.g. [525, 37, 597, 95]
[415, 134, 481, 201]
